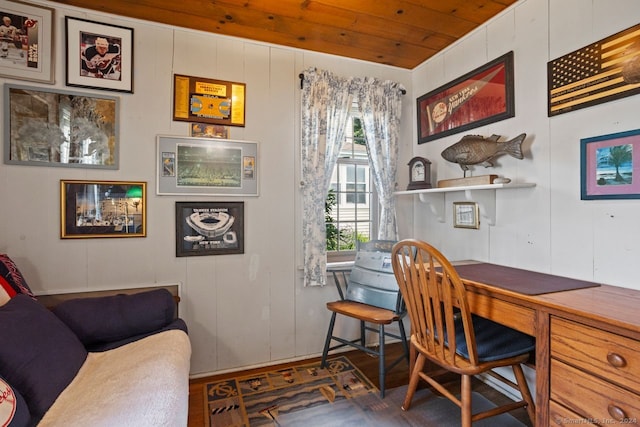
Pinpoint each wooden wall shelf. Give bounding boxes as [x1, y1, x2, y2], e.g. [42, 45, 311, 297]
[394, 183, 536, 225]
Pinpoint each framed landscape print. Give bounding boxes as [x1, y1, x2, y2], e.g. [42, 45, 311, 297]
[157, 135, 258, 196]
[4, 84, 119, 168]
[61, 180, 146, 238]
[581, 129, 640, 200]
[175, 201, 244, 256]
[417, 51, 514, 144]
[0, 0, 54, 83]
[65, 16, 134, 93]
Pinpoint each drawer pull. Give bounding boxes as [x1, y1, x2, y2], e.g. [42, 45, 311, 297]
[606, 352, 627, 368]
[608, 404, 627, 421]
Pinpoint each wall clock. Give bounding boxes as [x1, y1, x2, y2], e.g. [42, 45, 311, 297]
[406, 156, 432, 190]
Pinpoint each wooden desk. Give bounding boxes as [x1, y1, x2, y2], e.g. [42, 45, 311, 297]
[432, 263, 640, 426]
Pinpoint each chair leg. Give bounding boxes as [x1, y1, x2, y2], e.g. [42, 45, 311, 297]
[402, 352, 426, 410]
[513, 364, 536, 425]
[378, 324, 385, 398]
[461, 374, 472, 427]
[360, 320, 366, 347]
[321, 312, 337, 369]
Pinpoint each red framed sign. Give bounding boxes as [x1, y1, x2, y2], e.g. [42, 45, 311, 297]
[417, 51, 514, 144]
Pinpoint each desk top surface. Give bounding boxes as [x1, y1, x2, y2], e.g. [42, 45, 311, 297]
[452, 262, 601, 295]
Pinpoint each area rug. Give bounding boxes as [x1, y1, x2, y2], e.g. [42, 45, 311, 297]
[203, 355, 527, 426]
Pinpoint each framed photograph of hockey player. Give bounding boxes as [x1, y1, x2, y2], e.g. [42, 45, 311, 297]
[0, 0, 54, 84]
[65, 17, 133, 93]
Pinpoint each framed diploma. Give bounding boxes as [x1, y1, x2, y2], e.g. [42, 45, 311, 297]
[173, 74, 246, 127]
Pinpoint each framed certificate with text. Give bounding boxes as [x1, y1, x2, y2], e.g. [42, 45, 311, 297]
[173, 74, 245, 127]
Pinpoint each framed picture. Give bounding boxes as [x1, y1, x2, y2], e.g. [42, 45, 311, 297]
[60, 180, 146, 238]
[175, 201, 244, 256]
[157, 135, 258, 196]
[190, 123, 229, 139]
[173, 74, 245, 127]
[65, 17, 133, 93]
[453, 202, 479, 229]
[4, 84, 119, 168]
[548, 23, 640, 117]
[0, 0, 54, 83]
[417, 51, 514, 144]
[580, 129, 640, 200]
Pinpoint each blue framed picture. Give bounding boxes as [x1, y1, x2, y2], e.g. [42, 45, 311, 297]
[580, 128, 640, 200]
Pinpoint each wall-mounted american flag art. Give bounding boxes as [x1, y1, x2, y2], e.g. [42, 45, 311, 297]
[548, 23, 640, 116]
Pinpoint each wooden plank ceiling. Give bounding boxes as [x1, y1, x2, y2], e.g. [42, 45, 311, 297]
[50, 0, 518, 69]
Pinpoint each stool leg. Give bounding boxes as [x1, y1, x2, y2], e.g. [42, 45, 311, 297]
[321, 312, 337, 369]
[378, 324, 385, 398]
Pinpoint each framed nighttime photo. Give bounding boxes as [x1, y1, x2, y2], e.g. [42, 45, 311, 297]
[453, 202, 480, 229]
[156, 135, 258, 196]
[0, 0, 54, 83]
[4, 84, 119, 168]
[581, 129, 640, 200]
[417, 51, 514, 144]
[175, 201, 244, 257]
[65, 16, 133, 93]
[60, 180, 146, 238]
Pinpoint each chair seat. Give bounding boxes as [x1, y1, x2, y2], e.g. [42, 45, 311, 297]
[326, 300, 399, 324]
[454, 315, 535, 362]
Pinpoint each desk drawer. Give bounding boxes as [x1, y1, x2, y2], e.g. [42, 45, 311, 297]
[549, 401, 598, 426]
[551, 359, 640, 424]
[466, 292, 535, 335]
[551, 317, 640, 391]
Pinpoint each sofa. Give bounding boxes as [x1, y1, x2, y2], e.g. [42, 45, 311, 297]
[0, 254, 192, 427]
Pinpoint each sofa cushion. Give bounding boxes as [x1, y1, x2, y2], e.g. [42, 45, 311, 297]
[52, 289, 176, 347]
[87, 318, 189, 352]
[0, 255, 35, 307]
[0, 375, 31, 427]
[0, 295, 87, 421]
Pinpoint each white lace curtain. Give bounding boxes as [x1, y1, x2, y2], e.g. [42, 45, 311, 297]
[300, 68, 405, 287]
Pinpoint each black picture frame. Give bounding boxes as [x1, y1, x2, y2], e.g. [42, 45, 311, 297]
[60, 180, 146, 238]
[175, 201, 244, 256]
[65, 16, 134, 93]
[417, 51, 515, 144]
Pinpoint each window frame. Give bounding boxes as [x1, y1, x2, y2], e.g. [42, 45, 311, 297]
[326, 107, 379, 263]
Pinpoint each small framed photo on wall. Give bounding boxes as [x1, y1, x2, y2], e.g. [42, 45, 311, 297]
[65, 16, 134, 93]
[453, 202, 479, 229]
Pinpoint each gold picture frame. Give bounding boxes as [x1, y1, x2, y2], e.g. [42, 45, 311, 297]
[61, 180, 146, 238]
[453, 202, 479, 229]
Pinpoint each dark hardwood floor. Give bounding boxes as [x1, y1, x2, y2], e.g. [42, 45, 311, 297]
[188, 342, 533, 426]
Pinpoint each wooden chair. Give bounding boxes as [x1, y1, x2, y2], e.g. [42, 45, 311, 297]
[321, 240, 409, 398]
[391, 239, 536, 426]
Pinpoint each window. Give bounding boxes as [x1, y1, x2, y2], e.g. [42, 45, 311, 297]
[326, 103, 378, 260]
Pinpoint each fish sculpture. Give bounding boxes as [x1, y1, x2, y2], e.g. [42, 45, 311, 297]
[441, 133, 526, 171]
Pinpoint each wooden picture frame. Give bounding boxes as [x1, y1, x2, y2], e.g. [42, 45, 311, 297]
[4, 84, 119, 168]
[175, 201, 244, 256]
[581, 129, 640, 200]
[173, 74, 245, 127]
[60, 180, 146, 238]
[0, 0, 54, 83]
[453, 202, 479, 229]
[65, 16, 133, 93]
[417, 51, 514, 144]
[157, 135, 258, 196]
